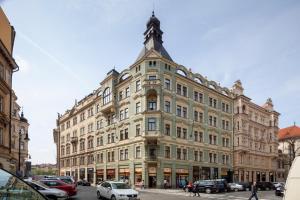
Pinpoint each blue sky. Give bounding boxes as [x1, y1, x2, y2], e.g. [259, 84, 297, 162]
[1, 0, 300, 164]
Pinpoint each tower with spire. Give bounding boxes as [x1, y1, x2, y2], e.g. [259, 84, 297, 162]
[136, 11, 173, 62]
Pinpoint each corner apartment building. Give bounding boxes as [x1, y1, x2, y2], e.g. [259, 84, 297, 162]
[231, 80, 280, 182]
[54, 13, 235, 188]
[0, 7, 19, 171]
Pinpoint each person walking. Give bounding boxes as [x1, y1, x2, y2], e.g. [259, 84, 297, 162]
[141, 180, 145, 190]
[249, 182, 258, 200]
[193, 183, 201, 197]
[163, 179, 167, 189]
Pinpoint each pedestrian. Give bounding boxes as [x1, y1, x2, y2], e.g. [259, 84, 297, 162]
[187, 182, 193, 196]
[249, 182, 258, 200]
[163, 179, 167, 189]
[193, 183, 200, 197]
[141, 180, 145, 190]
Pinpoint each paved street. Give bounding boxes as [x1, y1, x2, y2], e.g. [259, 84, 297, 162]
[70, 186, 283, 200]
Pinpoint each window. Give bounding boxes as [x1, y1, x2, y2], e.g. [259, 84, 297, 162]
[148, 101, 157, 111]
[165, 146, 170, 158]
[124, 108, 129, 119]
[66, 121, 70, 129]
[136, 124, 141, 136]
[176, 105, 182, 117]
[73, 117, 77, 125]
[111, 133, 115, 143]
[119, 91, 123, 100]
[107, 134, 111, 144]
[96, 120, 101, 130]
[120, 150, 124, 160]
[103, 87, 111, 105]
[88, 107, 94, 117]
[209, 97, 217, 108]
[177, 84, 182, 95]
[124, 149, 128, 160]
[177, 148, 181, 160]
[149, 75, 156, 80]
[177, 127, 181, 138]
[88, 138, 94, 149]
[80, 127, 85, 135]
[136, 102, 141, 113]
[124, 129, 128, 139]
[61, 124, 65, 131]
[194, 151, 199, 161]
[136, 146, 141, 158]
[136, 65, 141, 72]
[136, 80, 141, 91]
[148, 118, 156, 131]
[0, 96, 3, 112]
[165, 124, 170, 136]
[194, 111, 198, 121]
[182, 107, 187, 118]
[165, 78, 171, 90]
[119, 110, 124, 120]
[80, 112, 85, 122]
[199, 151, 203, 162]
[79, 140, 85, 151]
[88, 123, 94, 133]
[182, 86, 187, 97]
[125, 87, 130, 97]
[165, 101, 171, 113]
[66, 133, 70, 142]
[183, 128, 187, 139]
[183, 149, 187, 160]
[96, 104, 100, 113]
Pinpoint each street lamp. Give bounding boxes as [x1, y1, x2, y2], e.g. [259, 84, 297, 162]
[18, 128, 29, 176]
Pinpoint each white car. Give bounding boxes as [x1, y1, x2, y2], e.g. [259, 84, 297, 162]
[228, 183, 244, 191]
[97, 181, 140, 200]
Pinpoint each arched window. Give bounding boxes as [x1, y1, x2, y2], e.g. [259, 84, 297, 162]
[176, 69, 187, 77]
[120, 73, 130, 82]
[194, 77, 203, 84]
[103, 87, 111, 105]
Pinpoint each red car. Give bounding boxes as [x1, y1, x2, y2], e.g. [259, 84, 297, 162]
[40, 179, 77, 196]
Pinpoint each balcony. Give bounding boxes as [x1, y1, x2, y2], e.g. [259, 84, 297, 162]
[143, 79, 161, 86]
[101, 100, 115, 114]
[71, 137, 78, 143]
[234, 145, 250, 153]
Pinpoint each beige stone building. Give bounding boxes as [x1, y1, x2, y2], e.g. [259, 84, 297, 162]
[54, 13, 235, 188]
[232, 80, 280, 182]
[0, 7, 19, 171]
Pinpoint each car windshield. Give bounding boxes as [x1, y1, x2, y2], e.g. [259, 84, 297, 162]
[111, 183, 131, 189]
[35, 181, 50, 189]
[60, 178, 73, 184]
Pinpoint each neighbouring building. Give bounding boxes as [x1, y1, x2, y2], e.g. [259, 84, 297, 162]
[278, 124, 300, 164]
[54, 12, 235, 188]
[11, 91, 30, 176]
[31, 163, 58, 176]
[0, 7, 19, 171]
[232, 80, 280, 183]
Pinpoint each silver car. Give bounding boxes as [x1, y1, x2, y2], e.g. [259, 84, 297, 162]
[27, 181, 68, 200]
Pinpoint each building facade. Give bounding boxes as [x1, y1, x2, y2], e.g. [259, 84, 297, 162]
[11, 91, 30, 176]
[54, 13, 235, 188]
[231, 80, 280, 182]
[0, 7, 19, 171]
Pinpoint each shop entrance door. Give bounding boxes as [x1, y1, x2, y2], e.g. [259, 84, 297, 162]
[149, 176, 157, 188]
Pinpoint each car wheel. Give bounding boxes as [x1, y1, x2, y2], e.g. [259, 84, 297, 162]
[97, 191, 102, 199]
[266, 187, 270, 191]
[234, 188, 238, 192]
[47, 196, 57, 200]
[111, 195, 116, 200]
[205, 188, 211, 194]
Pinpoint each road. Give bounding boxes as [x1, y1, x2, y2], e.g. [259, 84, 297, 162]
[71, 186, 283, 200]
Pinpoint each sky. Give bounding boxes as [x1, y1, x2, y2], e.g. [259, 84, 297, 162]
[1, 0, 300, 164]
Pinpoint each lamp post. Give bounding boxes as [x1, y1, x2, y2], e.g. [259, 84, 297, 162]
[18, 128, 29, 176]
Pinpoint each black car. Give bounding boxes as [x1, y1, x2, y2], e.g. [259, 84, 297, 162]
[77, 179, 91, 186]
[275, 185, 284, 197]
[256, 182, 274, 191]
[195, 180, 226, 193]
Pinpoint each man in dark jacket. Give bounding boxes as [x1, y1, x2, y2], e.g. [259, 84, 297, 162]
[249, 182, 258, 200]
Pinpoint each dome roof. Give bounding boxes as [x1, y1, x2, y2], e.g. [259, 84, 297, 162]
[278, 125, 300, 141]
[20, 111, 28, 123]
[147, 11, 160, 28]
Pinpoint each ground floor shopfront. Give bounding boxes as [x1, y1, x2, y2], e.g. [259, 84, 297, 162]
[61, 162, 232, 188]
[233, 168, 277, 183]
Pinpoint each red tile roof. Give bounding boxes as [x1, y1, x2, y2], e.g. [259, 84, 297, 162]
[278, 125, 300, 141]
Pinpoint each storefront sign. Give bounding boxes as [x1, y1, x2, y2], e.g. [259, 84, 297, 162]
[119, 168, 130, 173]
[164, 168, 171, 173]
[135, 168, 142, 173]
[107, 169, 115, 175]
[96, 169, 104, 175]
[148, 167, 157, 174]
[176, 169, 188, 174]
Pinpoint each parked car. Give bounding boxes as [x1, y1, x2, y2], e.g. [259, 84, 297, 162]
[228, 183, 244, 191]
[43, 176, 77, 187]
[275, 184, 285, 197]
[96, 181, 140, 200]
[40, 179, 77, 197]
[194, 180, 225, 194]
[256, 182, 274, 191]
[0, 168, 46, 200]
[237, 182, 252, 191]
[77, 179, 91, 186]
[26, 180, 68, 200]
[273, 182, 285, 189]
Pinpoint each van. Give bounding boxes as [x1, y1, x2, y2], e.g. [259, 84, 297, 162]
[284, 156, 300, 200]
